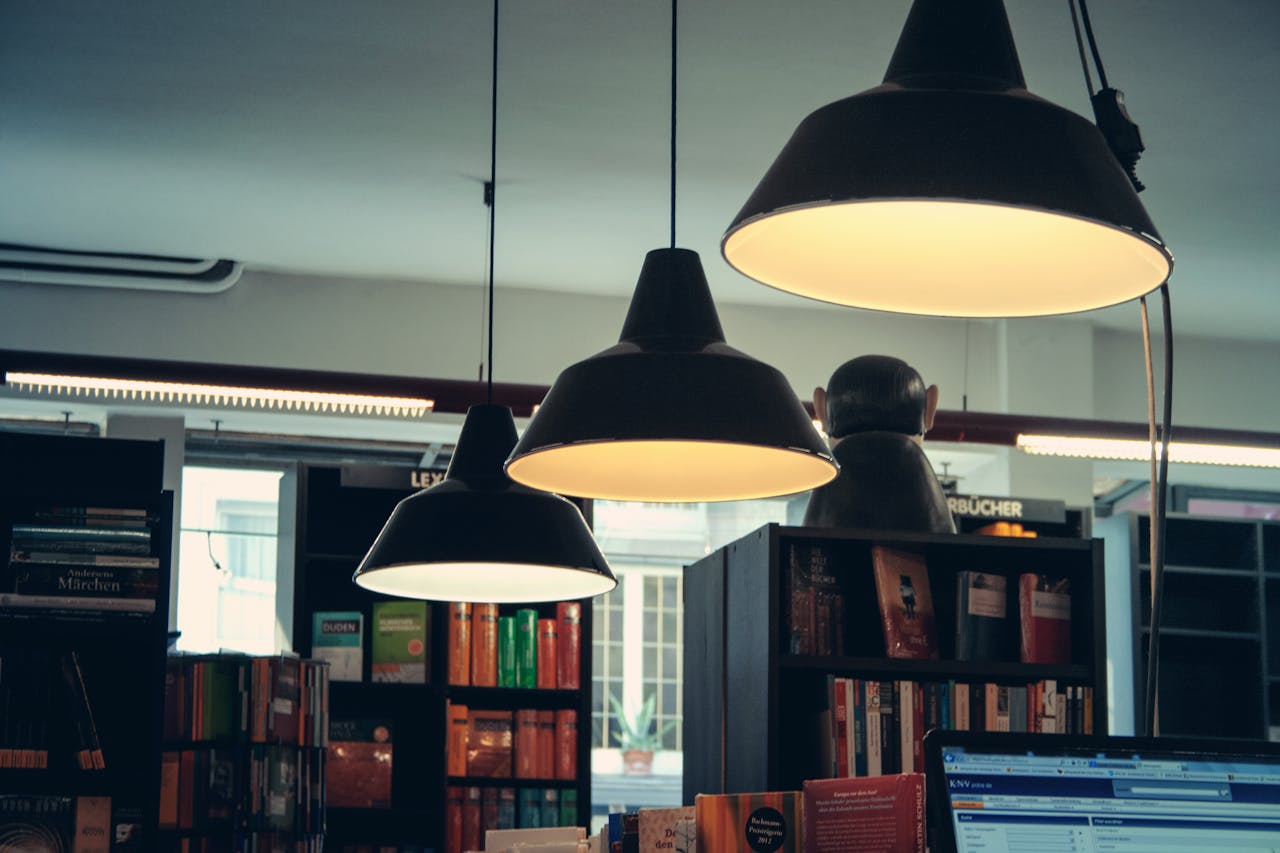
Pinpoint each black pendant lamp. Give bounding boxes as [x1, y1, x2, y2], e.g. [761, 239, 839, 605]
[352, 0, 615, 602]
[505, 0, 836, 503]
[722, 0, 1173, 318]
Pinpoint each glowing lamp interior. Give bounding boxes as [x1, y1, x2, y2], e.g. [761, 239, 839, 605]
[353, 561, 616, 602]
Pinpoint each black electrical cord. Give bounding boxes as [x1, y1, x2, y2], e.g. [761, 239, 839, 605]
[670, 0, 678, 249]
[1067, 0, 1096, 96]
[486, 0, 499, 404]
[1147, 284, 1173, 736]
[1076, 0, 1111, 91]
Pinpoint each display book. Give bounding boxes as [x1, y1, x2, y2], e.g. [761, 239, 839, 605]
[0, 490, 172, 852]
[158, 652, 329, 852]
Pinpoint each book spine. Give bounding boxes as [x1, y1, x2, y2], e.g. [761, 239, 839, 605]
[879, 681, 898, 775]
[850, 679, 865, 778]
[13, 564, 158, 598]
[497, 616, 516, 688]
[541, 788, 560, 828]
[788, 545, 814, 655]
[482, 787, 499, 838]
[11, 524, 151, 541]
[954, 683, 970, 731]
[515, 709, 539, 779]
[462, 786, 482, 851]
[898, 681, 914, 773]
[834, 676, 849, 778]
[555, 709, 577, 780]
[518, 789, 541, 828]
[514, 609, 537, 689]
[560, 788, 578, 828]
[984, 684, 998, 732]
[8, 538, 151, 555]
[447, 603, 472, 686]
[865, 682, 882, 777]
[445, 786, 464, 853]
[60, 651, 105, 770]
[536, 710, 556, 779]
[471, 604, 499, 687]
[556, 601, 582, 690]
[0, 593, 155, 613]
[536, 619, 558, 690]
[447, 703, 469, 777]
[1084, 686, 1094, 735]
[11, 551, 160, 568]
[913, 682, 925, 773]
[498, 787, 516, 829]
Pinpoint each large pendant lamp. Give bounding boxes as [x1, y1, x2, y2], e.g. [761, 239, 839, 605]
[722, 0, 1173, 318]
[352, 0, 615, 603]
[505, 0, 836, 503]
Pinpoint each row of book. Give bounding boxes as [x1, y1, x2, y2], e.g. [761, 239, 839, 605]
[164, 654, 331, 747]
[788, 543, 1073, 664]
[447, 602, 582, 690]
[0, 794, 142, 852]
[159, 744, 325, 839]
[445, 786, 579, 853]
[4, 504, 160, 616]
[0, 649, 104, 771]
[448, 704, 577, 780]
[821, 676, 1094, 779]
[312, 601, 429, 683]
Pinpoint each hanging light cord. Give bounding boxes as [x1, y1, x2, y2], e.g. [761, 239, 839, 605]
[485, 0, 500, 404]
[1067, 0, 1096, 96]
[669, 0, 678, 249]
[1076, 0, 1110, 91]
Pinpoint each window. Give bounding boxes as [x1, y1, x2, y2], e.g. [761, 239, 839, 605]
[175, 466, 285, 655]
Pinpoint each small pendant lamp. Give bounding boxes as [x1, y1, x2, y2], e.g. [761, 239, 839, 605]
[722, 0, 1173, 318]
[505, 0, 837, 503]
[352, 0, 615, 602]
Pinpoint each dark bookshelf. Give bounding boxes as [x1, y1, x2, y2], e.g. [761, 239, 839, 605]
[682, 523, 1105, 801]
[290, 463, 594, 851]
[0, 432, 173, 850]
[1099, 511, 1280, 740]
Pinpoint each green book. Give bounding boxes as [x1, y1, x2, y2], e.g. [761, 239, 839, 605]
[497, 616, 516, 687]
[312, 611, 364, 681]
[371, 601, 429, 683]
[559, 788, 577, 827]
[514, 609, 537, 689]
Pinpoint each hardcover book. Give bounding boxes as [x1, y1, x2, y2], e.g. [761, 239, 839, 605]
[13, 563, 159, 599]
[638, 806, 695, 853]
[515, 709, 539, 779]
[802, 773, 925, 853]
[536, 710, 556, 779]
[787, 543, 844, 656]
[472, 604, 499, 687]
[448, 602, 472, 685]
[870, 547, 938, 659]
[954, 571, 1008, 661]
[371, 601, 428, 683]
[466, 710, 513, 777]
[556, 602, 582, 690]
[514, 609, 538, 689]
[73, 796, 111, 853]
[0, 795, 73, 853]
[1018, 574, 1071, 664]
[536, 619, 558, 689]
[311, 611, 363, 681]
[695, 791, 801, 853]
[498, 615, 516, 687]
[554, 709, 577, 780]
[327, 718, 393, 809]
[447, 702, 469, 777]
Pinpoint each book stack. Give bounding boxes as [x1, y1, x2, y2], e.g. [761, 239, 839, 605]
[446, 602, 582, 690]
[0, 649, 107, 772]
[786, 544, 846, 656]
[820, 676, 1093, 778]
[444, 785, 579, 853]
[158, 653, 330, 852]
[4, 504, 159, 616]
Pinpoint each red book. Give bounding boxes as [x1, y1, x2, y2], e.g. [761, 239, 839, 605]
[1019, 574, 1072, 664]
[514, 709, 539, 779]
[870, 547, 938, 659]
[536, 710, 556, 778]
[802, 773, 925, 852]
[327, 718, 393, 808]
[556, 602, 582, 690]
[537, 619, 558, 689]
[467, 710, 512, 777]
[471, 604, 499, 687]
[461, 786, 482, 853]
[555, 709, 577, 780]
[445, 786, 464, 853]
[448, 602, 472, 685]
[834, 677, 849, 778]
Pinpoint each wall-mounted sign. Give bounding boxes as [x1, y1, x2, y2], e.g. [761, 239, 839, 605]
[946, 494, 1066, 524]
[340, 464, 446, 491]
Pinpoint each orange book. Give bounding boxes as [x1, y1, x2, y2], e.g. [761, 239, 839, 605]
[471, 604, 499, 687]
[536, 619, 558, 689]
[870, 546, 938, 660]
[536, 710, 556, 778]
[448, 602, 472, 685]
[159, 752, 180, 828]
[444, 786, 464, 853]
[447, 702, 469, 777]
[554, 709, 577, 780]
[556, 602, 582, 690]
[462, 786, 482, 852]
[515, 709, 539, 779]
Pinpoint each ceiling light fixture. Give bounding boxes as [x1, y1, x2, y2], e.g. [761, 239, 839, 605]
[352, 0, 615, 602]
[1017, 435, 1280, 469]
[505, 0, 837, 503]
[4, 371, 433, 417]
[721, 0, 1173, 317]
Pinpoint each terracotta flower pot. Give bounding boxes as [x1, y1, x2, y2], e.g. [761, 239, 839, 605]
[622, 748, 654, 775]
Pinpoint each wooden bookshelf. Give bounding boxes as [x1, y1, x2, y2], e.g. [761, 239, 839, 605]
[0, 432, 173, 850]
[290, 463, 594, 851]
[1098, 511, 1280, 739]
[682, 523, 1105, 800]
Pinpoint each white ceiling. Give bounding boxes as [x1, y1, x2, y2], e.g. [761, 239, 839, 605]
[1, 1, 1277, 338]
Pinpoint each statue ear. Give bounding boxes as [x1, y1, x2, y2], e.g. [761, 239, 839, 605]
[924, 384, 939, 434]
[813, 386, 829, 435]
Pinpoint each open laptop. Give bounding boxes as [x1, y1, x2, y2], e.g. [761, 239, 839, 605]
[923, 730, 1280, 853]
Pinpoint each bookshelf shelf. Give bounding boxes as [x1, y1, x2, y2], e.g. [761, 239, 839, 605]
[1099, 512, 1277, 739]
[684, 524, 1105, 799]
[0, 433, 173, 851]
[291, 463, 594, 851]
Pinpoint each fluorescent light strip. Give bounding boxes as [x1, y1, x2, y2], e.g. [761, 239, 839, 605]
[1017, 434, 1280, 469]
[5, 372, 434, 418]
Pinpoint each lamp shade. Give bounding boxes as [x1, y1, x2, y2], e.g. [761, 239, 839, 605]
[505, 248, 837, 502]
[722, 0, 1173, 317]
[353, 403, 616, 602]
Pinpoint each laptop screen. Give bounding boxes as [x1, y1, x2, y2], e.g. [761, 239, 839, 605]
[925, 732, 1280, 853]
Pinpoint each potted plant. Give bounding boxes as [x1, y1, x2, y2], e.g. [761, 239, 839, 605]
[609, 693, 675, 775]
